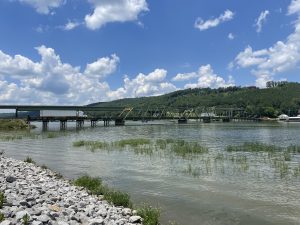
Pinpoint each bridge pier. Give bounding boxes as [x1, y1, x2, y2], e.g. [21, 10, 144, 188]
[203, 117, 211, 123]
[76, 120, 84, 128]
[178, 118, 187, 124]
[104, 119, 110, 127]
[115, 118, 125, 126]
[42, 120, 49, 131]
[60, 120, 67, 130]
[91, 120, 97, 127]
[222, 117, 230, 122]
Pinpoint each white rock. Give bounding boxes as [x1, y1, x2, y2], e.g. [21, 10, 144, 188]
[15, 210, 30, 221]
[0, 220, 12, 225]
[88, 218, 104, 225]
[129, 216, 142, 223]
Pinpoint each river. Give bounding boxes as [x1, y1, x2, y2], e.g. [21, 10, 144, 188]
[0, 121, 300, 225]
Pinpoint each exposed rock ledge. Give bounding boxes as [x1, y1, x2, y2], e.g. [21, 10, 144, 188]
[0, 156, 142, 225]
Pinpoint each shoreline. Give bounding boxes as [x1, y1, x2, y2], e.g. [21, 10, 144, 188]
[0, 155, 143, 225]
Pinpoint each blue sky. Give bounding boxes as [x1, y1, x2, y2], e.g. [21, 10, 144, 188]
[0, 0, 299, 104]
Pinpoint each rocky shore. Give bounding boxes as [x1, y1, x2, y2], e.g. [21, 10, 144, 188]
[0, 156, 142, 225]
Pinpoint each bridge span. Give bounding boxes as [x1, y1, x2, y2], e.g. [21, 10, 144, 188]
[0, 105, 255, 129]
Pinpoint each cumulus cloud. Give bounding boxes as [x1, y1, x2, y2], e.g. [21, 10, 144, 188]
[194, 10, 234, 31]
[18, 0, 65, 14]
[173, 64, 235, 89]
[232, 0, 300, 87]
[0, 46, 119, 104]
[85, 0, 149, 30]
[255, 10, 270, 33]
[107, 69, 177, 99]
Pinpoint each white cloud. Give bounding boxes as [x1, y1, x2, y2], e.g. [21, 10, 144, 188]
[0, 46, 119, 104]
[228, 33, 235, 40]
[194, 10, 234, 31]
[232, 0, 300, 87]
[84, 54, 120, 79]
[18, 0, 65, 14]
[85, 0, 149, 30]
[107, 69, 177, 99]
[255, 10, 270, 33]
[173, 64, 235, 89]
[62, 20, 81, 31]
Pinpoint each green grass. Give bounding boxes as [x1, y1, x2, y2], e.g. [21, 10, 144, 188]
[113, 138, 151, 148]
[137, 204, 161, 225]
[171, 140, 208, 158]
[0, 213, 4, 222]
[104, 190, 132, 208]
[74, 175, 132, 207]
[24, 156, 35, 164]
[0, 119, 31, 130]
[0, 192, 5, 209]
[47, 132, 58, 138]
[22, 214, 30, 225]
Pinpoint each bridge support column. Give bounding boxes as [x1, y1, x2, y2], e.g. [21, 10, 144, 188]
[91, 120, 97, 127]
[115, 118, 125, 126]
[104, 119, 110, 127]
[76, 120, 84, 128]
[60, 120, 67, 130]
[222, 117, 230, 122]
[178, 118, 187, 124]
[42, 120, 49, 131]
[203, 117, 211, 123]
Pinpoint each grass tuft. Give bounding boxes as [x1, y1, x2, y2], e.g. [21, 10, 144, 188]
[24, 156, 35, 164]
[73, 140, 109, 151]
[0, 192, 5, 209]
[0, 213, 4, 222]
[74, 175, 131, 207]
[137, 204, 161, 225]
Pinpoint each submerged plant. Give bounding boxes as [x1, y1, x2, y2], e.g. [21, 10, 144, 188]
[137, 204, 161, 225]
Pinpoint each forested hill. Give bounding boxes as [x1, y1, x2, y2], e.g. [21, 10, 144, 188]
[91, 82, 300, 118]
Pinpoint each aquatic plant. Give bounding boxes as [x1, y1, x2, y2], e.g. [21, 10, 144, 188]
[73, 140, 109, 151]
[0, 135, 23, 141]
[287, 145, 300, 154]
[226, 142, 279, 153]
[24, 156, 35, 164]
[171, 141, 208, 158]
[47, 132, 58, 138]
[114, 138, 151, 148]
[137, 204, 161, 225]
[283, 151, 292, 161]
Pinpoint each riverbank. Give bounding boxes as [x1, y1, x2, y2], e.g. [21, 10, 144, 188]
[0, 155, 143, 225]
[0, 119, 34, 130]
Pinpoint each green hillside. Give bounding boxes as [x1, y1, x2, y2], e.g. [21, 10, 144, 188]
[91, 82, 300, 118]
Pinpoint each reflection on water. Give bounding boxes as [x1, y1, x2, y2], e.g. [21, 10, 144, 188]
[1, 121, 300, 225]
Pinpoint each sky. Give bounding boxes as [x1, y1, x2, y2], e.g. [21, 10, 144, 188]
[0, 0, 299, 105]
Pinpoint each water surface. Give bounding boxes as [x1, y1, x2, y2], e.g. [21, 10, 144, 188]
[1, 121, 300, 225]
